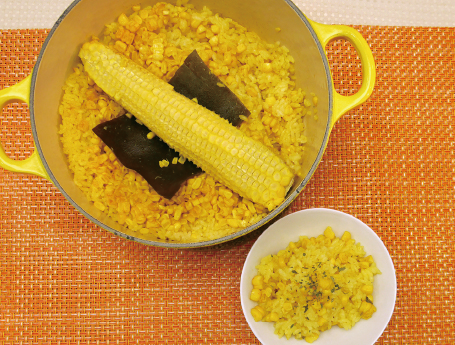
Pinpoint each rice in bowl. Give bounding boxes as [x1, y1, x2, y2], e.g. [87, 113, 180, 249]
[249, 227, 381, 343]
[58, 0, 316, 242]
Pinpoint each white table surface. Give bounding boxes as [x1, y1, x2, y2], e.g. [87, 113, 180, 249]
[1, 0, 455, 29]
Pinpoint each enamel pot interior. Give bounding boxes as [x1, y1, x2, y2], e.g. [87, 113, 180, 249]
[31, 0, 332, 248]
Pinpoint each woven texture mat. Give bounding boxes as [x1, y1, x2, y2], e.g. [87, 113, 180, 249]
[0, 27, 454, 344]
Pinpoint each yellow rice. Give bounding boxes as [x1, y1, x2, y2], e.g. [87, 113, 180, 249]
[249, 227, 381, 343]
[58, 0, 316, 242]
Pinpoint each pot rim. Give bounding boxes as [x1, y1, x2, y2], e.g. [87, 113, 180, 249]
[29, 0, 333, 248]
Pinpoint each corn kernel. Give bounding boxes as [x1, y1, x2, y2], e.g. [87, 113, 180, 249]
[288, 241, 297, 251]
[359, 261, 370, 269]
[277, 282, 286, 291]
[252, 275, 264, 289]
[150, 53, 164, 61]
[118, 13, 129, 26]
[341, 231, 351, 241]
[211, 24, 220, 34]
[146, 17, 159, 31]
[94, 201, 105, 211]
[159, 214, 171, 228]
[227, 218, 241, 227]
[237, 43, 246, 53]
[196, 24, 206, 34]
[365, 255, 374, 264]
[319, 278, 331, 290]
[225, 75, 235, 85]
[268, 312, 279, 322]
[191, 19, 201, 28]
[263, 287, 273, 297]
[219, 188, 233, 199]
[205, 29, 214, 39]
[146, 132, 155, 139]
[316, 234, 325, 243]
[312, 300, 322, 311]
[265, 96, 276, 106]
[262, 114, 272, 126]
[361, 285, 374, 295]
[159, 159, 169, 168]
[305, 334, 319, 343]
[359, 300, 372, 313]
[114, 40, 127, 53]
[250, 288, 261, 302]
[208, 60, 218, 70]
[209, 35, 219, 46]
[282, 302, 292, 312]
[277, 257, 286, 268]
[323, 301, 334, 309]
[251, 305, 265, 321]
[324, 226, 335, 240]
[362, 304, 377, 320]
[173, 206, 183, 221]
[338, 252, 348, 263]
[262, 63, 273, 72]
[139, 9, 149, 19]
[191, 177, 202, 189]
[97, 99, 108, 108]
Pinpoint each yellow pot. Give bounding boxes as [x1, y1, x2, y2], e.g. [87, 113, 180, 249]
[0, 0, 375, 248]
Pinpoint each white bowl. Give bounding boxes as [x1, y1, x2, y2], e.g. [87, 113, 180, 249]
[240, 208, 396, 345]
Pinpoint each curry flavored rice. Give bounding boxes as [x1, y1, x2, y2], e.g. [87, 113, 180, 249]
[58, 0, 316, 242]
[249, 227, 381, 343]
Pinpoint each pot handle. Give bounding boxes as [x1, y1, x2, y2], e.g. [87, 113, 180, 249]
[308, 19, 376, 127]
[0, 74, 50, 180]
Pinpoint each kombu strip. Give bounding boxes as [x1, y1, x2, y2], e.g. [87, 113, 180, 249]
[92, 50, 250, 199]
[168, 50, 250, 127]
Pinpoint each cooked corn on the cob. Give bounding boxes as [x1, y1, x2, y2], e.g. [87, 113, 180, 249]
[79, 41, 294, 210]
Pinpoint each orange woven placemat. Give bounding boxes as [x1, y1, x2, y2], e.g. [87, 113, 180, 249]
[0, 27, 454, 344]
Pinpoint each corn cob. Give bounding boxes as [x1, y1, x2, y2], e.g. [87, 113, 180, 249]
[79, 41, 294, 210]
